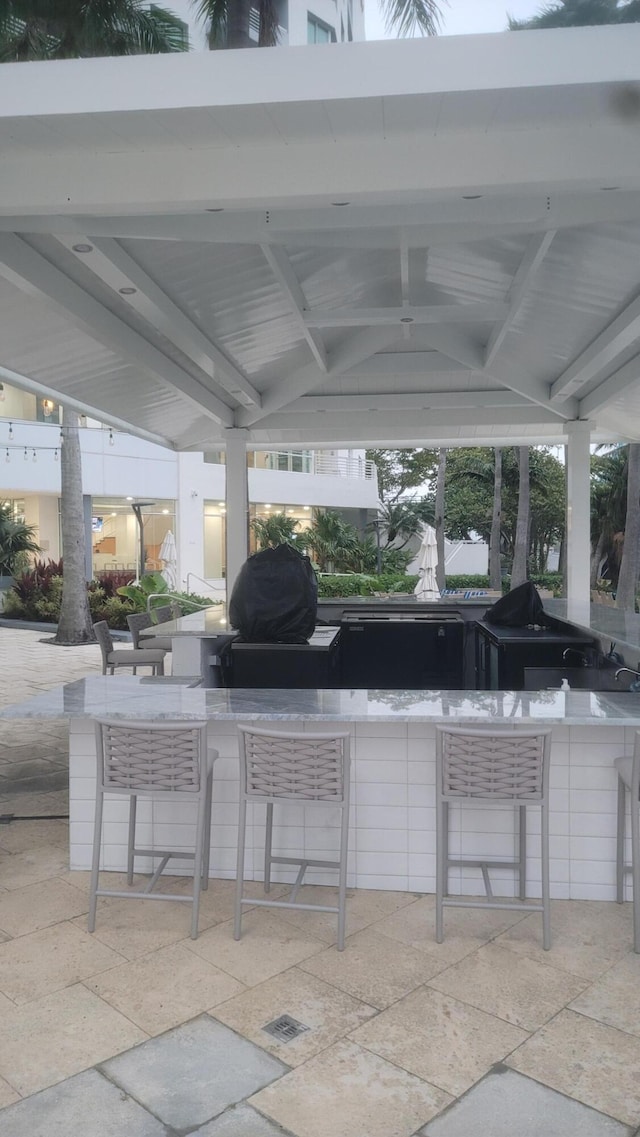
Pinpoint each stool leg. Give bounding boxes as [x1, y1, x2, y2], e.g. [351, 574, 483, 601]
[631, 788, 640, 953]
[127, 795, 137, 885]
[88, 787, 104, 933]
[337, 800, 350, 952]
[234, 798, 248, 941]
[436, 798, 448, 943]
[201, 768, 213, 891]
[518, 805, 527, 901]
[541, 798, 551, 951]
[190, 792, 207, 940]
[264, 802, 274, 893]
[616, 776, 626, 904]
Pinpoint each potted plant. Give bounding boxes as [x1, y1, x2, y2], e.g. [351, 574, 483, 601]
[0, 504, 41, 606]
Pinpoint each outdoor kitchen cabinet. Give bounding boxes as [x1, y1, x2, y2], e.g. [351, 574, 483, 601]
[474, 620, 597, 690]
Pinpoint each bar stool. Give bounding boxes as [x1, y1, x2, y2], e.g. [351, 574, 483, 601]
[436, 726, 552, 950]
[615, 732, 640, 952]
[93, 621, 166, 676]
[88, 718, 216, 940]
[234, 725, 351, 950]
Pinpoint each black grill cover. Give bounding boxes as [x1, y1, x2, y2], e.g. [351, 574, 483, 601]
[229, 544, 318, 643]
[484, 581, 546, 628]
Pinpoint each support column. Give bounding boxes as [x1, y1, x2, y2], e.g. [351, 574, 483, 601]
[565, 421, 591, 623]
[224, 429, 249, 599]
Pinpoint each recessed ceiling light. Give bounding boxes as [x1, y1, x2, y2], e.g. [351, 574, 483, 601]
[264, 504, 272, 509]
[162, 509, 169, 514]
[118, 286, 137, 295]
[303, 506, 310, 511]
[126, 496, 133, 501]
[218, 501, 225, 507]
[331, 201, 350, 207]
[400, 316, 414, 324]
[72, 243, 93, 253]
[462, 195, 483, 200]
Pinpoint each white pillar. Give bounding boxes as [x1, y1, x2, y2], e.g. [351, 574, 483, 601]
[565, 420, 591, 623]
[224, 429, 249, 597]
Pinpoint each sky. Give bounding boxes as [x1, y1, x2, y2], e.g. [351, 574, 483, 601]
[365, 0, 544, 40]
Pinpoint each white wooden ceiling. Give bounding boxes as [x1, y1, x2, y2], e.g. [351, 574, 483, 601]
[0, 26, 639, 452]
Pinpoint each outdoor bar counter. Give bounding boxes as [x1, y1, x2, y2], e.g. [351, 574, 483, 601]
[2, 677, 639, 904]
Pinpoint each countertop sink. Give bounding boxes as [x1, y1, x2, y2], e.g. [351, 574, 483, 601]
[523, 666, 629, 692]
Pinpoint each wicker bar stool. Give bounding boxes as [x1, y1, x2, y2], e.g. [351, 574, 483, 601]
[615, 732, 640, 952]
[436, 726, 552, 950]
[127, 612, 173, 653]
[88, 718, 216, 940]
[93, 620, 166, 676]
[234, 725, 351, 950]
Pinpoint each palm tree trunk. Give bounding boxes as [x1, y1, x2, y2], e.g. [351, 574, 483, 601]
[53, 410, 94, 644]
[590, 527, 607, 589]
[616, 443, 640, 611]
[435, 448, 446, 592]
[226, 0, 255, 47]
[489, 447, 502, 590]
[511, 446, 530, 588]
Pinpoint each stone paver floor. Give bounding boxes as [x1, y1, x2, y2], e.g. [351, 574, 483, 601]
[1, 629, 640, 1136]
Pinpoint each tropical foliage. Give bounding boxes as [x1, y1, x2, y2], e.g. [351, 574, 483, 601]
[0, 504, 40, 576]
[0, 0, 188, 61]
[509, 0, 640, 29]
[251, 512, 302, 550]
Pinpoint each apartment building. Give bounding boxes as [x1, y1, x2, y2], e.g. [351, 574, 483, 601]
[167, 0, 365, 49]
[0, 382, 378, 593]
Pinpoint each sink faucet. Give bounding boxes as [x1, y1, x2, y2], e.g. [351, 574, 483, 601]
[615, 666, 640, 683]
[562, 648, 589, 666]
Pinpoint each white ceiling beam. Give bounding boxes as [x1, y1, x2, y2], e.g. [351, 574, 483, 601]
[484, 230, 556, 367]
[56, 235, 262, 408]
[250, 404, 568, 437]
[260, 244, 328, 373]
[551, 291, 640, 401]
[341, 352, 471, 377]
[236, 327, 399, 427]
[0, 233, 235, 426]
[304, 302, 508, 328]
[282, 391, 531, 413]
[0, 363, 173, 448]
[579, 354, 640, 417]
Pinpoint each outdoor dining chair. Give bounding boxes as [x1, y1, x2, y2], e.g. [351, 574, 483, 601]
[93, 620, 166, 676]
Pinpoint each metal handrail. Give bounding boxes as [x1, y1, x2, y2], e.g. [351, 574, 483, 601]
[185, 572, 225, 595]
[145, 591, 218, 614]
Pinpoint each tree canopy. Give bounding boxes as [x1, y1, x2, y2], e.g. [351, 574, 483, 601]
[0, 0, 188, 61]
[508, 0, 640, 29]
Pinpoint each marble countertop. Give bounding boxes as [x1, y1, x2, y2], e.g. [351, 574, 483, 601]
[3, 676, 640, 725]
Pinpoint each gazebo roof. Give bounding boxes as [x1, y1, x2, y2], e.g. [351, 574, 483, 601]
[1, 26, 640, 451]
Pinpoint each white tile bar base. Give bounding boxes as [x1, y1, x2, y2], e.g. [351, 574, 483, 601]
[68, 718, 637, 903]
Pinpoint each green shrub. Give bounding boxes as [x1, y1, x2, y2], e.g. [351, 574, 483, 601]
[444, 575, 491, 590]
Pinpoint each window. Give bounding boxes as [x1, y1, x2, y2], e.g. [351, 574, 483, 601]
[307, 14, 335, 42]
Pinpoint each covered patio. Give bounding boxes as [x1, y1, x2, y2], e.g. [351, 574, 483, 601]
[0, 25, 639, 616]
[2, 25, 640, 1135]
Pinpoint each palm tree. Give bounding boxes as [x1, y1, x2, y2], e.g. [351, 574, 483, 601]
[197, 0, 443, 50]
[0, 0, 188, 61]
[489, 448, 502, 591]
[511, 446, 530, 588]
[509, 0, 640, 29]
[51, 410, 95, 644]
[306, 510, 362, 573]
[615, 443, 640, 611]
[511, 0, 640, 28]
[0, 505, 40, 577]
[251, 512, 300, 549]
[434, 449, 446, 591]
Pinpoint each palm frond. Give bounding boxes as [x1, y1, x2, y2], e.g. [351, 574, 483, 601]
[380, 0, 444, 37]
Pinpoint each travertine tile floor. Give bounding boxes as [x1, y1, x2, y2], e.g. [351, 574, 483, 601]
[1, 629, 640, 1135]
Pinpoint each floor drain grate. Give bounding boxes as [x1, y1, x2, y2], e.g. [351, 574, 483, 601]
[262, 1014, 310, 1043]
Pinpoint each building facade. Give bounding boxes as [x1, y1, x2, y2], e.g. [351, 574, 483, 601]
[0, 383, 378, 595]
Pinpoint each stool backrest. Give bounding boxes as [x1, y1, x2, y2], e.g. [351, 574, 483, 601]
[126, 612, 153, 648]
[238, 726, 350, 803]
[436, 726, 551, 802]
[94, 718, 208, 795]
[93, 620, 114, 664]
[154, 605, 174, 624]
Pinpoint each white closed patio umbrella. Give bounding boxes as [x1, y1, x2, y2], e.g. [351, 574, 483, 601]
[413, 524, 439, 601]
[159, 529, 178, 591]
